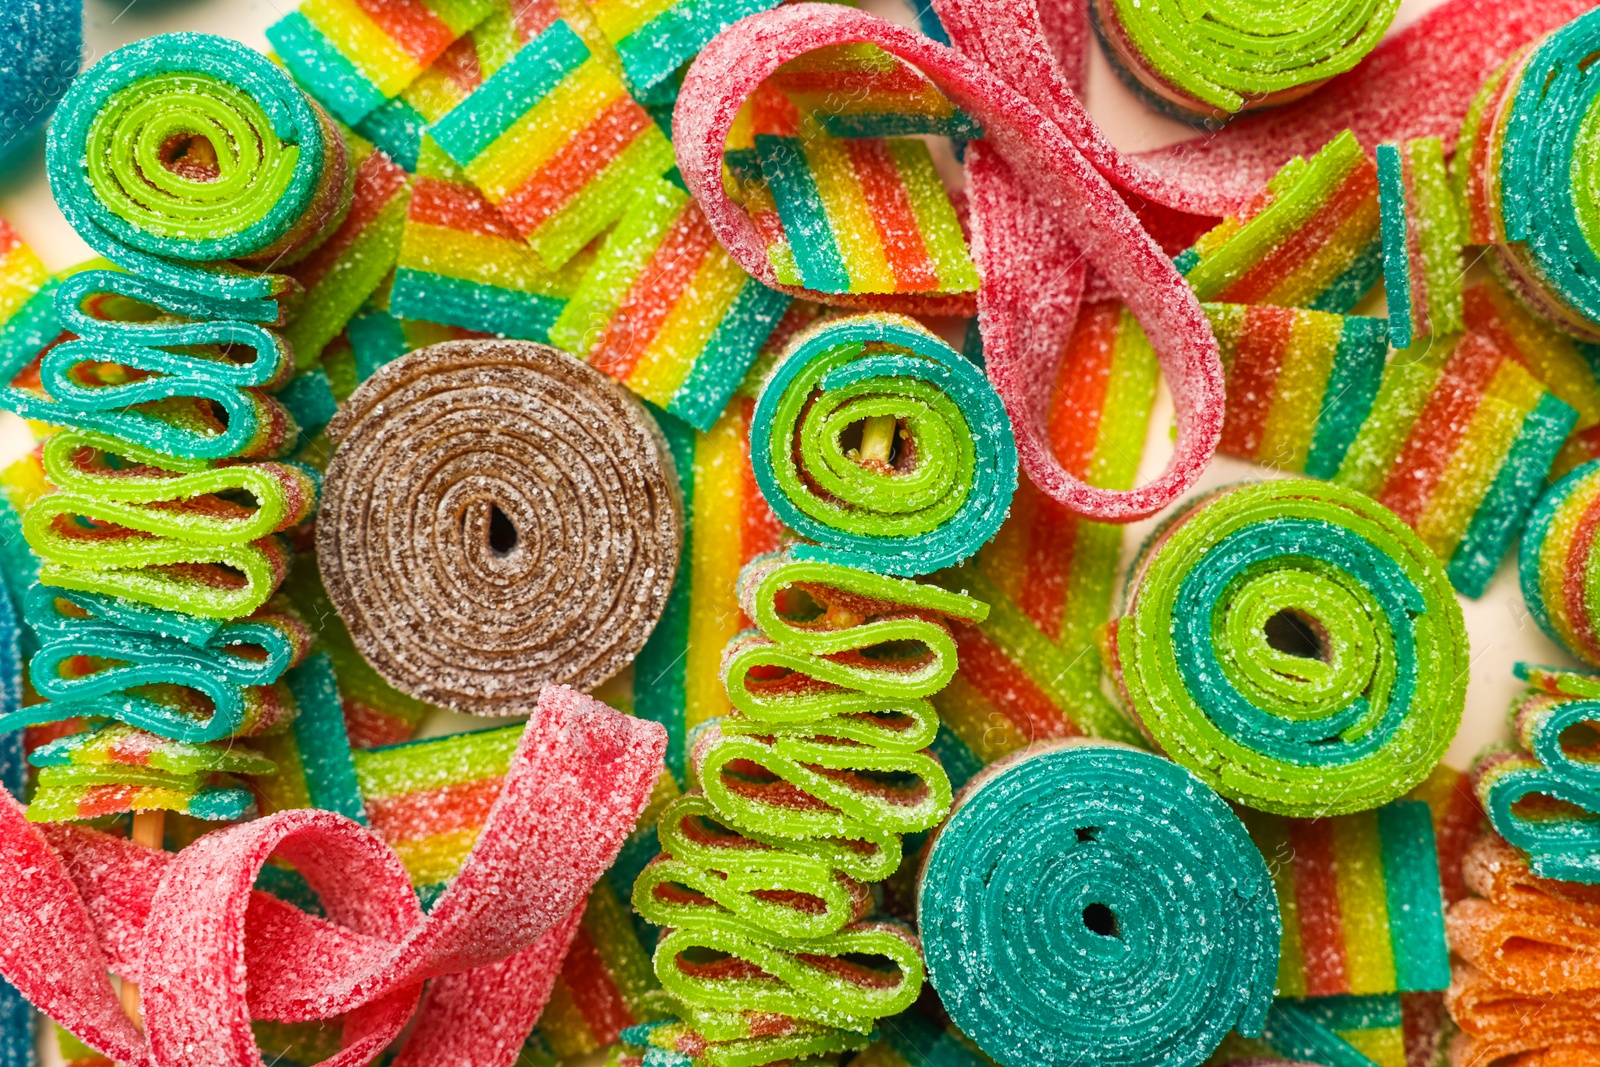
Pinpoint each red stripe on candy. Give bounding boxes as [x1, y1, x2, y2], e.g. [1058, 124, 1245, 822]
[1289, 817, 1350, 997]
[409, 176, 524, 240]
[844, 140, 939, 292]
[1219, 305, 1292, 459]
[499, 98, 654, 237]
[351, 0, 456, 65]
[1217, 161, 1380, 305]
[290, 149, 410, 291]
[559, 926, 634, 1044]
[952, 626, 1081, 748]
[590, 206, 718, 380]
[1563, 491, 1600, 664]
[364, 776, 505, 844]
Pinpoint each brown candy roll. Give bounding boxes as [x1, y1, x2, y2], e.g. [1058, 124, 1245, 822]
[317, 339, 682, 713]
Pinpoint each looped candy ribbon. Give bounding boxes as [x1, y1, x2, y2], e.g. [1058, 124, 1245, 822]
[0, 685, 667, 1067]
[672, 0, 1593, 520]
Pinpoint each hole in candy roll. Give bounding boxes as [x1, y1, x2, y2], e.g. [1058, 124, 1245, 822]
[1264, 609, 1326, 661]
[160, 133, 221, 181]
[488, 504, 518, 557]
[1075, 826, 1100, 843]
[1559, 720, 1600, 761]
[1082, 902, 1120, 939]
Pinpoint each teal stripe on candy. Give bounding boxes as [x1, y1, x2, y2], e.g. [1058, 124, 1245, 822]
[1260, 1000, 1385, 1067]
[617, 0, 780, 92]
[356, 97, 427, 173]
[1296, 992, 1402, 1031]
[820, 111, 985, 140]
[279, 368, 338, 442]
[918, 744, 1279, 1067]
[668, 278, 790, 431]
[1376, 144, 1414, 349]
[285, 652, 366, 823]
[1516, 461, 1597, 645]
[754, 134, 851, 293]
[927, 723, 981, 792]
[266, 12, 388, 126]
[0, 281, 61, 383]
[1308, 238, 1385, 315]
[1379, 800, 1450, 992]
[1173, 246, 1201, 274]
[389, 267, 566, 341]
[346, 308, 410, 381]
[429, 21, 590, 167]
[1449, 389, 1577, 598]
[1305, 315, 1388, 480]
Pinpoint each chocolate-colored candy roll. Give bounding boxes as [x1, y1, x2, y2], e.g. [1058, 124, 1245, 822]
[318, 339, 682, 713]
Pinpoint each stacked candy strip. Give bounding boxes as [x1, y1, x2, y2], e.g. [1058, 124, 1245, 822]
[1177, 131, 1383, 314]
[632, 550, 983, 1063]
[391, 135, 589, 340]
[1107, 479, 1469, 817]
[932, 299, 1159, 763]
[1374, 138, 1465, 349]
[266, 0, 491, 126]
[764, 44, 983, 139]
[586, 0, 779, 93]
[46, 34, 356, 321]
[1445, 834, 1600, 1065]
[1327, 332, 1575, 598]
[748, 313, 1016, 576]
[1519, 459, 1600, 666]
[426, 0, 676, 271]
[1206, 303, 1389, 479]
[1456, 9, 1600, 342]
[1090, 0, 1399, 123]
[1472, 663, 1600, 883]
[1465, 278, 1600, 434]
[279, 135, 412, 365]
[549, 177, 792, 432]
[1238, 800, 1450, 999]
[743, 121, 978, 297]
[918, 742, 1281, 1067]
[317, 340, 682, 714]
[1258, 993, 1450, 1067]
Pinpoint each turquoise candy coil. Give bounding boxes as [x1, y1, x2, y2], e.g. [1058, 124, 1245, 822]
[748, 313, 1016, 576]
[1108, 479, 1468, 817]
[917, 741, 1281, 1067]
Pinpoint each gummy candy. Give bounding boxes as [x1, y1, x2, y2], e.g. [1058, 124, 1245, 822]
[918, 741, 1280, 1067]
[1472, 664, 1600, 883]
[587, 0, 779, 93]
[764, 45, 983, 140]
[267, 0, 492, 125]
[746, 313, 1016, 576]
[1107, 479, 1468, 817]
[1375, 139, 1464, 350]
[1465, 278, 1600, 434]
[0, 218, 63, 378]
[932, 300, 1158, 764]
[317, 340, 681, 713]
[1239, 801, 1450, 999]
[1090, 0, 1399, 123]
[549, 177, 791, 432]
[1518, 461, 1600, 670]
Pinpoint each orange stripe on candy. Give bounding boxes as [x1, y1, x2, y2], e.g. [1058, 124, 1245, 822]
[1378, 334, 1505, 525]
[1219, 305, 1292, 459]
[0, 221, 22, 259]
[1218, 162, 1379, 305]
[1290, 818, 1351, 996]
[513, 0, 562, 41]
[410, 176, 523, 240]
[350, 0, 456, 64]
[432, 36, 483, 95]
[560, 927, 634, 1044]
[499, 97, 653, 237]
[844, 140, 939, 293]
[364, 776, 503, 843]
[1049, 302, 1117, 476]
[590, 208, 718, 380]
[952, 626, 1081, 748]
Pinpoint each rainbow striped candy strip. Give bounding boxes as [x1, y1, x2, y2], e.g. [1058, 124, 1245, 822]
[427, 2, 676, 271]
[247, 652, 365, 822]
[764, 44, 983, 140]
[391, 135, 589, 340]
[587, 0, 779, 93]
[930, 299, 1157, 770]
[1376, 138, 1465, 350]
[267, 0, 493, 125]
[1239, 801, 1450, 1000]
[1177, 131, 1383, 313]
[740, 126, 978, 296]
[25, 767, 257, 823]
[1518, 461, 1600, 667]
[1465, 277, 1600, 432]
[1332, 331, 1576, 598]
[1254, 993, 1451, 1067]
[0, 219, 63, 378]
[1207, 304, 1390, 479]
[549, 177, 791, 432]
[280, 136, 412, 366]
[1472, 664, 1600, 883]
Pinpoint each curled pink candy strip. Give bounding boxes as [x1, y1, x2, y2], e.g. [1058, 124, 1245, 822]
[676, 3, 1224, 520]
[0, 685, 667, 1067]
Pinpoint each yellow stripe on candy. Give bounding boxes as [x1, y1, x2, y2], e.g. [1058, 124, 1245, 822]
[1330, 811, 1397, 995]
[890, 139, 978, 293]
[1339, 1025, 1407, 1067]
[589, 0, 677, 48]
[303, 0, 423, 96]
[1259, 311, 1341, 471]
[400, 222, 582, 296]
[0, 244, 47, 325]
[529, 130, 674, 269]
[684, 410, 746, 735]
[627, 252, 746, 407]
[804, 134, 896, 294]
[393, 828, 480, 886]
[465, 61, 622, 198]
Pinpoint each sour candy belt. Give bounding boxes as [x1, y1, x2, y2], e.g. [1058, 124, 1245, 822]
[1473, 664, 1600, 883]
[317, 339, 682, 714]
[1375, 137, 1465, 349]
[1107, 479, 1469, 817]
[746, 312, 1016, 576]
[1089, 0, 1399, 123]
[1519, 460, 1600, 668]
[46, 34, 354, 318]
[918, 741, 1280, 1067]
[0, 685, 665, 1067]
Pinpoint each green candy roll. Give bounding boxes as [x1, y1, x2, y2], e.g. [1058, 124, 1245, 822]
[748, 314, 1016, 577]
[46, 33, 352, 309]
[918, 741, 1280, 1067]
[1109, 479, 1467, 817]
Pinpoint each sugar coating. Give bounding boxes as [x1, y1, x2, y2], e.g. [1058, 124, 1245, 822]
[318, 339, 683, 713]
[0, 0, 81, 163]
[1519, 461, 1600, 670]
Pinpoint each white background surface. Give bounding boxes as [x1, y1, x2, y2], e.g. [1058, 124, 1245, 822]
[0, 0, 1577, 1061]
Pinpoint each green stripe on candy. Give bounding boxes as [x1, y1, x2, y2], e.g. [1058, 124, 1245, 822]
[918, 742, 1279, 1067]
[1376, 144, 1414, 349]
[748, 314, 1016, 577]
[1111, 479, 1467, 817]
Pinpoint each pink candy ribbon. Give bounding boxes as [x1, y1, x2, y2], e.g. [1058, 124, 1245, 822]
[0, 685, 667, 1067]
[673, 0, 1594, 521]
